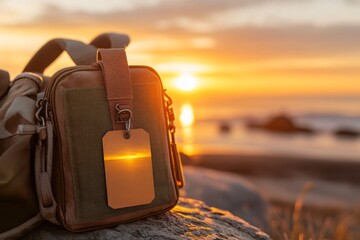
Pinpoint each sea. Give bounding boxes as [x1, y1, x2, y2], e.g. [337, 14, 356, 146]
[173, 95, 360, 161]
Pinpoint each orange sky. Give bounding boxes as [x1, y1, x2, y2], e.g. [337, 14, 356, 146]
[1, 0, 360, 98]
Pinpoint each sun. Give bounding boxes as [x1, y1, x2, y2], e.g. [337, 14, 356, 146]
[174, 74, 198, 91]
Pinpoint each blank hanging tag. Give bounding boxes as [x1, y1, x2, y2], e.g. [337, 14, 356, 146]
[102, 129, 155, 209]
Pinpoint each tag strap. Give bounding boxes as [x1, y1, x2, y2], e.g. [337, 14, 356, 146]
[97, 48, 133, 131]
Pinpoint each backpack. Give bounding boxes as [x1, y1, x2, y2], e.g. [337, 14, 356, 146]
[0, 33, 184, 239]
[0, 71, 43, 239]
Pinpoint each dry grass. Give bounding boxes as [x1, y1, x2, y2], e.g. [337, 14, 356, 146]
[268, 182, 360, 240]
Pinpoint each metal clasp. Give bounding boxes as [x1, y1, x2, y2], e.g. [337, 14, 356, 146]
[36, 98, 48, 127]
[164, 92, 176, 135]
[115, 104, 132, 139]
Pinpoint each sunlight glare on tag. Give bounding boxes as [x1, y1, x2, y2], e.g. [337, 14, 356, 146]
[102, 129, 155, 209]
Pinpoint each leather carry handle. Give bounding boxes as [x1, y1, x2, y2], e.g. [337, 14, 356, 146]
[23, 38, 97, 73]
[90, 33, 130, 48]
[97, 48, 133, 131]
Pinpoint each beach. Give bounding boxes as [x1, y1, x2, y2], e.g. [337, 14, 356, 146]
[173, 93, 360, 238]
[182, 152, 360, 209]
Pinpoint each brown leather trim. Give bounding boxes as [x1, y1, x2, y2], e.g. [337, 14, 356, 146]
[97, 49, 133, 131]
[54, 69, 103, 225]
[64, 197, 178, 231]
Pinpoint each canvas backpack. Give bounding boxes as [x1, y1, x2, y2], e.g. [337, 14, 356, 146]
[0, 70, 43, 239]
[0, 33, 184, 239]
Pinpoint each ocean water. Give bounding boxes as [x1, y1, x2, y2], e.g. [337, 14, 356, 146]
[174, 95, 360, 161]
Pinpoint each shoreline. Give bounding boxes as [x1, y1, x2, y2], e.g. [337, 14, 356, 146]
[181, 154, 360, 211]
[181, 152, 360, 183]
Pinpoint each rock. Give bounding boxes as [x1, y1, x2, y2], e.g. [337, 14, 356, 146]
[181, 166, 270, 231]
[333, 128, 360, 139]
[179, 152, 192, 165]
[21, 198, 271, 240]
[246, 114, 315, 134]
[219, 122, 231, 134]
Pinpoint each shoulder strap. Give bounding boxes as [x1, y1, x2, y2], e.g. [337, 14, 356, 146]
[23, 39, 97, 73]
[23, 33, 131, 74]
[0, 214, 43, 240]
[90, 33, 130, 48]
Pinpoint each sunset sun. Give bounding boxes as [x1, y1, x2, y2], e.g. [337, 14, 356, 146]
[174, 74, 198, 91]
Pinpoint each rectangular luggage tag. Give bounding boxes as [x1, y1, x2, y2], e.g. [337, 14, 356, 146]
[102, 129, 155, 209]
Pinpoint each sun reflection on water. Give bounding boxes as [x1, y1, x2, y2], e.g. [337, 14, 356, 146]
[180, 104, 195, 128]
[179, 103, 196, 155]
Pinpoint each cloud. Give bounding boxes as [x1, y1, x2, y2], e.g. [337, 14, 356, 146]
[211, 25, 360, 61]
[0, 0, 258, 26]
[208, 0, 360, 28]
[128, 24, 360, 63]
[2, 0, 360, 80]
[33, 5, 360, 62]
[47, 0, 161, 13]
[3, 0, 360, 32]
[3, 0, 360, 62]
[0, 0, 43, 25]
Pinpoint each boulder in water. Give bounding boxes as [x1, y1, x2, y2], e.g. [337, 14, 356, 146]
[333, 128, 360, 139]
[247, 114, 315, 134]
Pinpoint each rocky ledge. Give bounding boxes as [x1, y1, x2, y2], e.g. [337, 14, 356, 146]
[22, 198, 271, 240]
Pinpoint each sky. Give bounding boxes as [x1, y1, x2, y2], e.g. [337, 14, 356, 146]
[1, 0, 360, 97]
